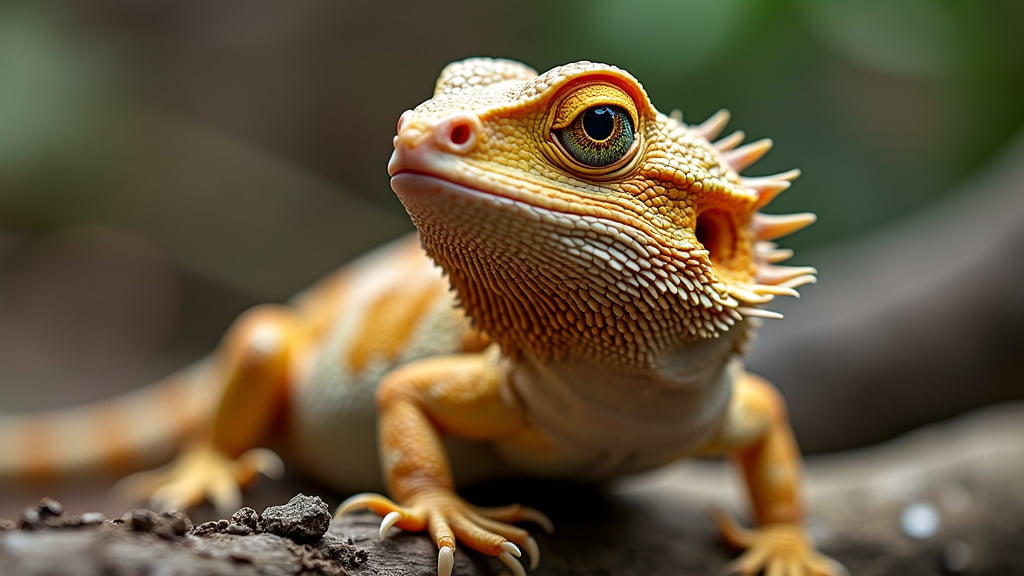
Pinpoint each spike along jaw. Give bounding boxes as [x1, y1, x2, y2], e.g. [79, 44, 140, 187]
[692, 110, 817, 317]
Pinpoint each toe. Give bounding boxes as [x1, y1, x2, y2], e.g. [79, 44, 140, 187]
[110, 469, 163, 506]
[722, 546, 770, 576]
[713, 509, 754, 549]
[524, 536, 540, 570]
[150, 481, 196, 512]
[336, 493, 400, 518]
[208, 472, 243, 514]
[807, 553, 849, 576]
[337, 491, 549, 573]
[473, 503, 554, 534]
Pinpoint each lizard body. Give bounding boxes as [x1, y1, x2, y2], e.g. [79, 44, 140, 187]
[1, 58, 843, 576]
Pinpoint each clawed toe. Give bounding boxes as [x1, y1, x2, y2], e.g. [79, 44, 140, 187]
[336, 490, 549, 575]
[498, 541, 526, 576]
[723, 554, 847, 576]
[109, 445, 283, 514]
[474, 502, 554, 534]
[714, 512, 847, 576]
[524, 536, 540, 570]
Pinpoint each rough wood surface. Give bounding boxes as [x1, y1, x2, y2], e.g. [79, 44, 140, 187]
[3, 403, 1022, 576]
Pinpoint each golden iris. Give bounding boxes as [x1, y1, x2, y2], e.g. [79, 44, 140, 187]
[555, 105, 635, 168]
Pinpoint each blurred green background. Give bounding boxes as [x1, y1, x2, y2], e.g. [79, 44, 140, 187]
[0, 1, 1021, 437]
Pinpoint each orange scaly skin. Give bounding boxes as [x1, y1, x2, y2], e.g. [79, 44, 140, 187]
[0, 59, 844, 576]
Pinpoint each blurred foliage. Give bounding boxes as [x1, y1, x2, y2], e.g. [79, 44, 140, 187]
[0, 0, 1020, 455]
[0, 1, 1021, 401]
[1, 1, 1020, 266]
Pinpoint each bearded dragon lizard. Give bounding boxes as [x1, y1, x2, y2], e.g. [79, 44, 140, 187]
[0, 58, 845, 576]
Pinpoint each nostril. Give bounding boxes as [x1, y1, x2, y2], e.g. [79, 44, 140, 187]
[449, 122, 472, 146]
[437, 114, 480, 153]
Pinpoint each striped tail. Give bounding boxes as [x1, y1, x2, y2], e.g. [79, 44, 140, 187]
[0, 361, 216, 487]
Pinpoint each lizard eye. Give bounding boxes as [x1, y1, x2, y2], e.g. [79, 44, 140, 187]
[555, 105, 635, 168]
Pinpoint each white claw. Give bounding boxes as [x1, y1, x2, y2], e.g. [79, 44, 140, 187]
[498, 551, 527, 576]
[525, 537, 540, 570]
[379, 511, 401, 540]
[500, 541, 522, 557]
[521, 508, 555, 534]
[438, 545, 455, 576]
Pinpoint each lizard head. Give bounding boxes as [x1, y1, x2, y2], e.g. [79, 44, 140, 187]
[389, 58, 815, 365]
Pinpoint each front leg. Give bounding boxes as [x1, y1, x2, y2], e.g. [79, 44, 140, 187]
[114, 305, 301, 512]
[699, 371, 847, 576]
[336, 348, 551, 576]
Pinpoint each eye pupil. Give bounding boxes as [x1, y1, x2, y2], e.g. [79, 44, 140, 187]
[582, 106, 616, 141]
[554, 103, 636, 169]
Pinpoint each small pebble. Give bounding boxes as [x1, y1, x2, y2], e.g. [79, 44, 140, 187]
[80, 512, 106, 526]
[193, 518, 235, 537]
[160, 511, 193, 536]
[226, 523, 252, 535]
[900, 502, 941, 540]
[37, 498, 64, 518]
[19, 508, 40, 529]
[261, 494, 331, 542]
[231, 507, 261, 531]
[128, 510, 158, 532]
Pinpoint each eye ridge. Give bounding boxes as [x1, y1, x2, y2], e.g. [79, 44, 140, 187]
[555, 104, 635, 168]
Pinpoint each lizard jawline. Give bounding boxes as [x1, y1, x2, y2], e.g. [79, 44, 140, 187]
[391, 171, 744, 366]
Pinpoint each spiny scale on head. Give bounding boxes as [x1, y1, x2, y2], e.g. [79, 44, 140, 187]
[713, 131, 746, 152]
[693, 110, 817, 314]
[695, 109, 731, 140]
[669, 102, 817, 318]
[744, 169, 801, 209]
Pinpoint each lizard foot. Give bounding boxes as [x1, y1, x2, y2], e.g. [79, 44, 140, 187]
[336, 490, 553, 576]
[111, 444, 283, 513]
[715, 512, 848, 576]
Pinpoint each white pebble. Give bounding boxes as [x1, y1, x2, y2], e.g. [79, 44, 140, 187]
[900, 502, 940, 540]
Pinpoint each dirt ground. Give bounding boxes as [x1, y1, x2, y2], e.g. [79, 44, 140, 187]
[2, 403, 1022, 576]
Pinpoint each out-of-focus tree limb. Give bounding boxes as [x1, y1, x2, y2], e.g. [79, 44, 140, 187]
[750, 132, 1024, 452]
